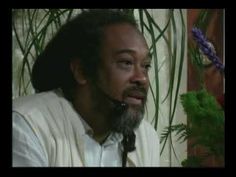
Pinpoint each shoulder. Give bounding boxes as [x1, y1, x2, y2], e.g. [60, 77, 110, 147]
[133, 119, 160, 166]
[136, 119, 159, 139]
[13, 89, 64, 114]
[135, 119, 159, 146]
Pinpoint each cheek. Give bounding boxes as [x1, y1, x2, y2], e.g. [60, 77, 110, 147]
[100, 69, 130, 99]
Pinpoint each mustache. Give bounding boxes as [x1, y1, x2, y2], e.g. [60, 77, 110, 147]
[122, 86, 148, 101]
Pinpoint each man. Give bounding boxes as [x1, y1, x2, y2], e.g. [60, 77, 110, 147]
[12, 9, 160, 167]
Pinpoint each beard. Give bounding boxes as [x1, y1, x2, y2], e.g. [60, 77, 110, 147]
[90, 82, 147, 135]
[110, 102, 145, 135]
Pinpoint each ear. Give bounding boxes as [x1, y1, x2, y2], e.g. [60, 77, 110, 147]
[70, 59, 87, 85]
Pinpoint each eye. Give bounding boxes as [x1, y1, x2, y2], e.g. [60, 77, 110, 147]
[143, 63, 152, 71]
[117, 59, 134, 70]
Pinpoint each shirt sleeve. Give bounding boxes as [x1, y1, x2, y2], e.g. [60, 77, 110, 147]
[12, 111, 48, 167]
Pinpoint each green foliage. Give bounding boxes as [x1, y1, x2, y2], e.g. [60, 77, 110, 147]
[181, 89, 224, 126]
[181, 89, 224, 156]
[161, 9, 224, 166]
[161, 89, 224, 166]
[161, 123, 188, 143]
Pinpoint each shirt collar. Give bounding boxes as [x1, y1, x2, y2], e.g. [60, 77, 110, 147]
[78, 115, 123, 145]
[103, 132, 123, 146]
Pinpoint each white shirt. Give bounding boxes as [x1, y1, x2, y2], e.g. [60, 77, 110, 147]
[13, 112, 48, 166]
[12, 89, 160, 167]
[13, 111, 123, 167]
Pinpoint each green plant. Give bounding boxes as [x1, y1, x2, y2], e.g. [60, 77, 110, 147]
[164, 89, 224, 166]
[12, 9, 80, 96]
[161, 9, 225, 167]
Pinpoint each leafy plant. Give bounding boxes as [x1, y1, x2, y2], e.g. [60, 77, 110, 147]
[164, 89, 224, 167]
[161, 9, 225, 167]
[12, 9, 80, 97]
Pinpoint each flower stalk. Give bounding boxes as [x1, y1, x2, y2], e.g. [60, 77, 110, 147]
[191, 27, 225, 74]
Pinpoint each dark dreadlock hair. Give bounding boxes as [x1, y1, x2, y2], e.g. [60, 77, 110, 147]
[31, 9, 138, 98]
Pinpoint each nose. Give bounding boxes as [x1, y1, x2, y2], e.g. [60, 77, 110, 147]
[130, 66, 149, 86]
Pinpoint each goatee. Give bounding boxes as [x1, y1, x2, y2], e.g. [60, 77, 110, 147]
[91, 83, 147, 135]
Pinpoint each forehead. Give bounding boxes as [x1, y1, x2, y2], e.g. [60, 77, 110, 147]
[101, 23, 149, 56]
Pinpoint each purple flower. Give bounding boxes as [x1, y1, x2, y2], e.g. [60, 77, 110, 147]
[191, 27, 225, 73]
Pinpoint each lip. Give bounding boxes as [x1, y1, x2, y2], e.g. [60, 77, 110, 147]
[124, 91, 145, 105]
[124, 96, 142, 105]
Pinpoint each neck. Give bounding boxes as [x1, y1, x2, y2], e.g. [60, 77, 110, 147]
[71, 86, 111, 144]
[94, 131, 111, 145]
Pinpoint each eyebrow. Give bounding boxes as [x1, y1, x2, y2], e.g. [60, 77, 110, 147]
[114, 49, 152, 61]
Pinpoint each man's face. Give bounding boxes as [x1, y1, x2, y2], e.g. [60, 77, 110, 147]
[92, 23, 151, 134]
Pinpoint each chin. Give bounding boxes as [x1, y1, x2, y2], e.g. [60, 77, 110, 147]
[111, 104, 144, 134]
